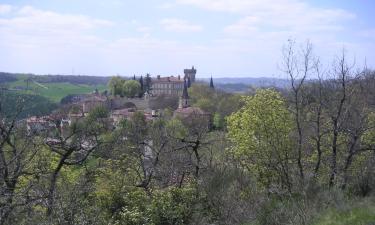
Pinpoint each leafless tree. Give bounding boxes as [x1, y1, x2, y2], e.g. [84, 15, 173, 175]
[282, 39, 315, 181]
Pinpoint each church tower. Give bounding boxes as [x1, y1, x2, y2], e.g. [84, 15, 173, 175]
[184, 66, 197, 83]
[178, 80, 189, 109]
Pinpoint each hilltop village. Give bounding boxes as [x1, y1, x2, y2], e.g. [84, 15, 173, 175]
[26, 67, 214, 134]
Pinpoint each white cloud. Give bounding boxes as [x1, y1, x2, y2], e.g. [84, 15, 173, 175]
[136, 26, 152, 33]
[158, 3, 175, 9]
[0, 4, 12, 14]
[160, 18, 203, 32]
[0, 5, 113, 49]
[177, 0, 355, 36]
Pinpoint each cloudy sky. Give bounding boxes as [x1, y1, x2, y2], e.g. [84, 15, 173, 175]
[0, 0, 374, 77]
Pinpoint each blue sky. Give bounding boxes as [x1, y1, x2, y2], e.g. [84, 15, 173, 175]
[0, 0, 374, 77]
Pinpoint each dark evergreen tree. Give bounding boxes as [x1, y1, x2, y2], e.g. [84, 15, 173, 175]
[210, 76, 214, 89]
[139, 75, 144, 97]
[145, 73, 152, 92]
[187, 76, 191, 88]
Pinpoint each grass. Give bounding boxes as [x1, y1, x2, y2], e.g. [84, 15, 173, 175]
[312, 198, 375, 225]
[5, 75, 107, 102]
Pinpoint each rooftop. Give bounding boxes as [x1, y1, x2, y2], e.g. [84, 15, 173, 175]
[152, 76, 184, 83]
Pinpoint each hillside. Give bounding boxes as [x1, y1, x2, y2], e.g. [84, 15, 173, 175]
[0, 73, 108, 102]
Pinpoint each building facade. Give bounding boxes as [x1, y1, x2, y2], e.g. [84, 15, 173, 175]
[150, 67, 197, 96]
[150, 75, 184, 96]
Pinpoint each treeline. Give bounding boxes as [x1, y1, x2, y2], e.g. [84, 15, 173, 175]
[0, 73, 17, 83]
[33, 75, 110, 85]
[1, 42, 375, 225]
[0, 91, 57, 119]
[0, 72, 111, 85]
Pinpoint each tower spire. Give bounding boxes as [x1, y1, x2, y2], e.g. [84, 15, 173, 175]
[179, 80, 190, 108]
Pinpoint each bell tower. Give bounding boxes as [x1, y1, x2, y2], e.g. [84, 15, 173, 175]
[178, 80, 189, 109]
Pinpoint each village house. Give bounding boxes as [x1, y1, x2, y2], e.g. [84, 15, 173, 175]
[26, 116, 56, 134]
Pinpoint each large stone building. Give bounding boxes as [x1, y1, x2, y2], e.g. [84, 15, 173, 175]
[150, 75, 184, 96]
[150, 67, 197, 96]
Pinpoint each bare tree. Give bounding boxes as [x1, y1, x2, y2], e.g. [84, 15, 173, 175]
[326, 50, 354, 187]
[0, 97, 45, 225]
[44, 116, 107, 216]
[282, 39, 315, 181]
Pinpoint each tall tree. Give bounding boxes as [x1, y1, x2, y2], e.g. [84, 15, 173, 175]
[209, 76, 214, 89]
[227, 89, 294, 192]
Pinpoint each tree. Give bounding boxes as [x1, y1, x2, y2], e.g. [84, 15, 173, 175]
[123, 80, 141, 98]
[108, 76, 125, 96]
[139, 76, 144, 97]
[282, 40, 314, 181]
[145, 74, 152, 93]
[209, 76, 214, 89]
[227, 89, 294, 192]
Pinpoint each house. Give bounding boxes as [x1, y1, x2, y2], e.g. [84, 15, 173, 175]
[82, 94, 108, 115]
[26, 116, 56, 134]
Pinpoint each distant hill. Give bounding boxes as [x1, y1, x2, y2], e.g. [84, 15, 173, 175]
[198, 77, 290, 93]
[0, 72, 291, 97]
[0, 72, 107, 102]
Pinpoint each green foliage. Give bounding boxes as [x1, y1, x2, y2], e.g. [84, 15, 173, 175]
[108, 76, 125, 96]
[0, 92, 57, 119]
[108, 77, 141, 97]
[188, 83, 243, 130]
[113, 186, 199, 225]
[166, 119, 188, 139]
[123, 80, 141, 98]
[150, 186, 198, 225]
[311, 198, 375, 225]
[213, 112, 224, 129]
[227, 89, 294, 189]
[87, 105, 109, 120]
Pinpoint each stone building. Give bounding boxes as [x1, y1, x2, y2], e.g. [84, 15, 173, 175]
[150, 67, 197, 97]
[150, 75, 184, 96]
[184, 66, 197, 82]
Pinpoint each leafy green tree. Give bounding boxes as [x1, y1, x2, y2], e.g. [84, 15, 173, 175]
[123, 80, 141, 98]
[227, 89, 294, 191]
[108, 76, 125, 96]
[213, 112, 224, 129]
[87, 106, 109, 120]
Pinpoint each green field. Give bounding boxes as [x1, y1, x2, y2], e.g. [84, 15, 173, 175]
[6, 75, 107, 102]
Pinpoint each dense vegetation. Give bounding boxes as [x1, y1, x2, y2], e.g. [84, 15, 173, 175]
[1, 43, 375, 225]
[0, 91, 57, 119]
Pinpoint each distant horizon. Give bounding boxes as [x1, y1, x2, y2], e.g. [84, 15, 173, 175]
[1, 70, 289, 79]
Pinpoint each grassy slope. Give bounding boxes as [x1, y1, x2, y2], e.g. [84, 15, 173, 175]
[312, 198, 375, 225]
[6, 75, 107, 102]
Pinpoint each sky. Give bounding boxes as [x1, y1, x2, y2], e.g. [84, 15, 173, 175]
[0, 0, 374, 78]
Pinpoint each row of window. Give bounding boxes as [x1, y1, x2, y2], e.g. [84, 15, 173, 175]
[152, 83, 183, 89]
